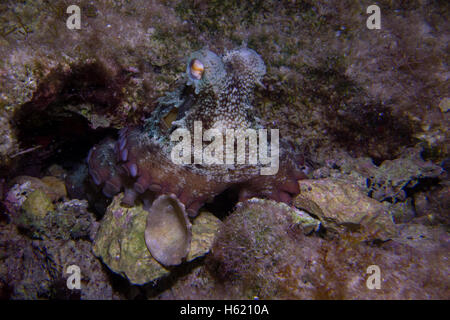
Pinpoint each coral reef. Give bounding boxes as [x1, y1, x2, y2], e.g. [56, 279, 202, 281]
[0, 0, 448, 300]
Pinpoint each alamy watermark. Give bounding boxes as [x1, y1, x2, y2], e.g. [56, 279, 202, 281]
[65, 3, 381, 31]
[66, 264, 81, 290]
[366, 265, 381, 290]
[66, 5, 81, 30]
[366, 5, 381, 30]
[170, 121, 279, 175]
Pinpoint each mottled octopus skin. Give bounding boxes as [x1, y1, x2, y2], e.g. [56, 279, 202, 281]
[88, 47, 305, 216]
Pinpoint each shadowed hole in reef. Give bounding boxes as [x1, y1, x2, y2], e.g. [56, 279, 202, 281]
[7, 60, 131, 177]
[203, 186, 240, 220]
[100, 255, 207, 299]
[10, 108, 116, 179]
[8, 107, 117, 218]
[4, 60, 130, 185]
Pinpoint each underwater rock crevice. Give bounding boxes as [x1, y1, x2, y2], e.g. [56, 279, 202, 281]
[13, 60, 131, 116]
[7, 109, 117, 180]
[3, 60, 133, 179]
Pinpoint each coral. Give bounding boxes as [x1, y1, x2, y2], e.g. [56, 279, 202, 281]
[93, 193, 222, 285]
[87, 46, 305, 217]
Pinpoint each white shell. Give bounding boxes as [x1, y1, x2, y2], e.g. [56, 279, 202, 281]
[144, 194, 192, 266]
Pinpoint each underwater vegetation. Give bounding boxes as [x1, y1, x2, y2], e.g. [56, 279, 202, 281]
[0, 0, 448, 299]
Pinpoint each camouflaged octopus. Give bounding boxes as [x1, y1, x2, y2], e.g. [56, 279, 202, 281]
[87, 46, 305, 217]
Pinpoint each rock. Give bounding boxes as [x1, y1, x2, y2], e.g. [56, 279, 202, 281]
[0, 223, 121, 300]
[45, 164, 67, 179]
[41, 176, 67, 199]
[93, 194, 169, 285]
[0, 113, 18, 168]
[93, 193, 221, 285]
[394, 223, 449, 251]
[438, 97, 450, 113]
[209, 203, 450, 299]
[18, 193, 94, 240]
[293, 179, 397, 240]
[312, 154, 378, 194]
[387, 198, 415, 223]
[187, 210, 223, 261]
[53, 200, 95, 240]
[312, 148, 443, 205]
[21, 190, 54, 221]
[0, 0, 194, 168]
[368, 147, 442, 202]
[6, 177, 94, 240]
[413, 185, 450, 225]
[10, 176, 67, 202]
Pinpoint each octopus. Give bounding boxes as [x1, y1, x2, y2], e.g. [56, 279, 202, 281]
[87, 46, 305, 218]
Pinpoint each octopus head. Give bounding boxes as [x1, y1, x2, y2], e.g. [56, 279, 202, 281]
[178, 47, 267, 132]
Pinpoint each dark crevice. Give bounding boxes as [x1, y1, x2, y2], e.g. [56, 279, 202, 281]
[143, 256, 206, 299]
[3, 61, 128, 180]
[404, 177, 441, 197]
[6, 110, 116, 180]
[203, 186, 240, 220]
[100, 255, 207, 300]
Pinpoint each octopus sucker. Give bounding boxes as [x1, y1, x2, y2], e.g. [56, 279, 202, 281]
[134, 175, 151, 194]
[122, 187, 138, 206]
[88, 46, 305, 217]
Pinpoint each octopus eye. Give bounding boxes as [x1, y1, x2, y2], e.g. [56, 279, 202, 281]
[189, 59, 204, 80]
